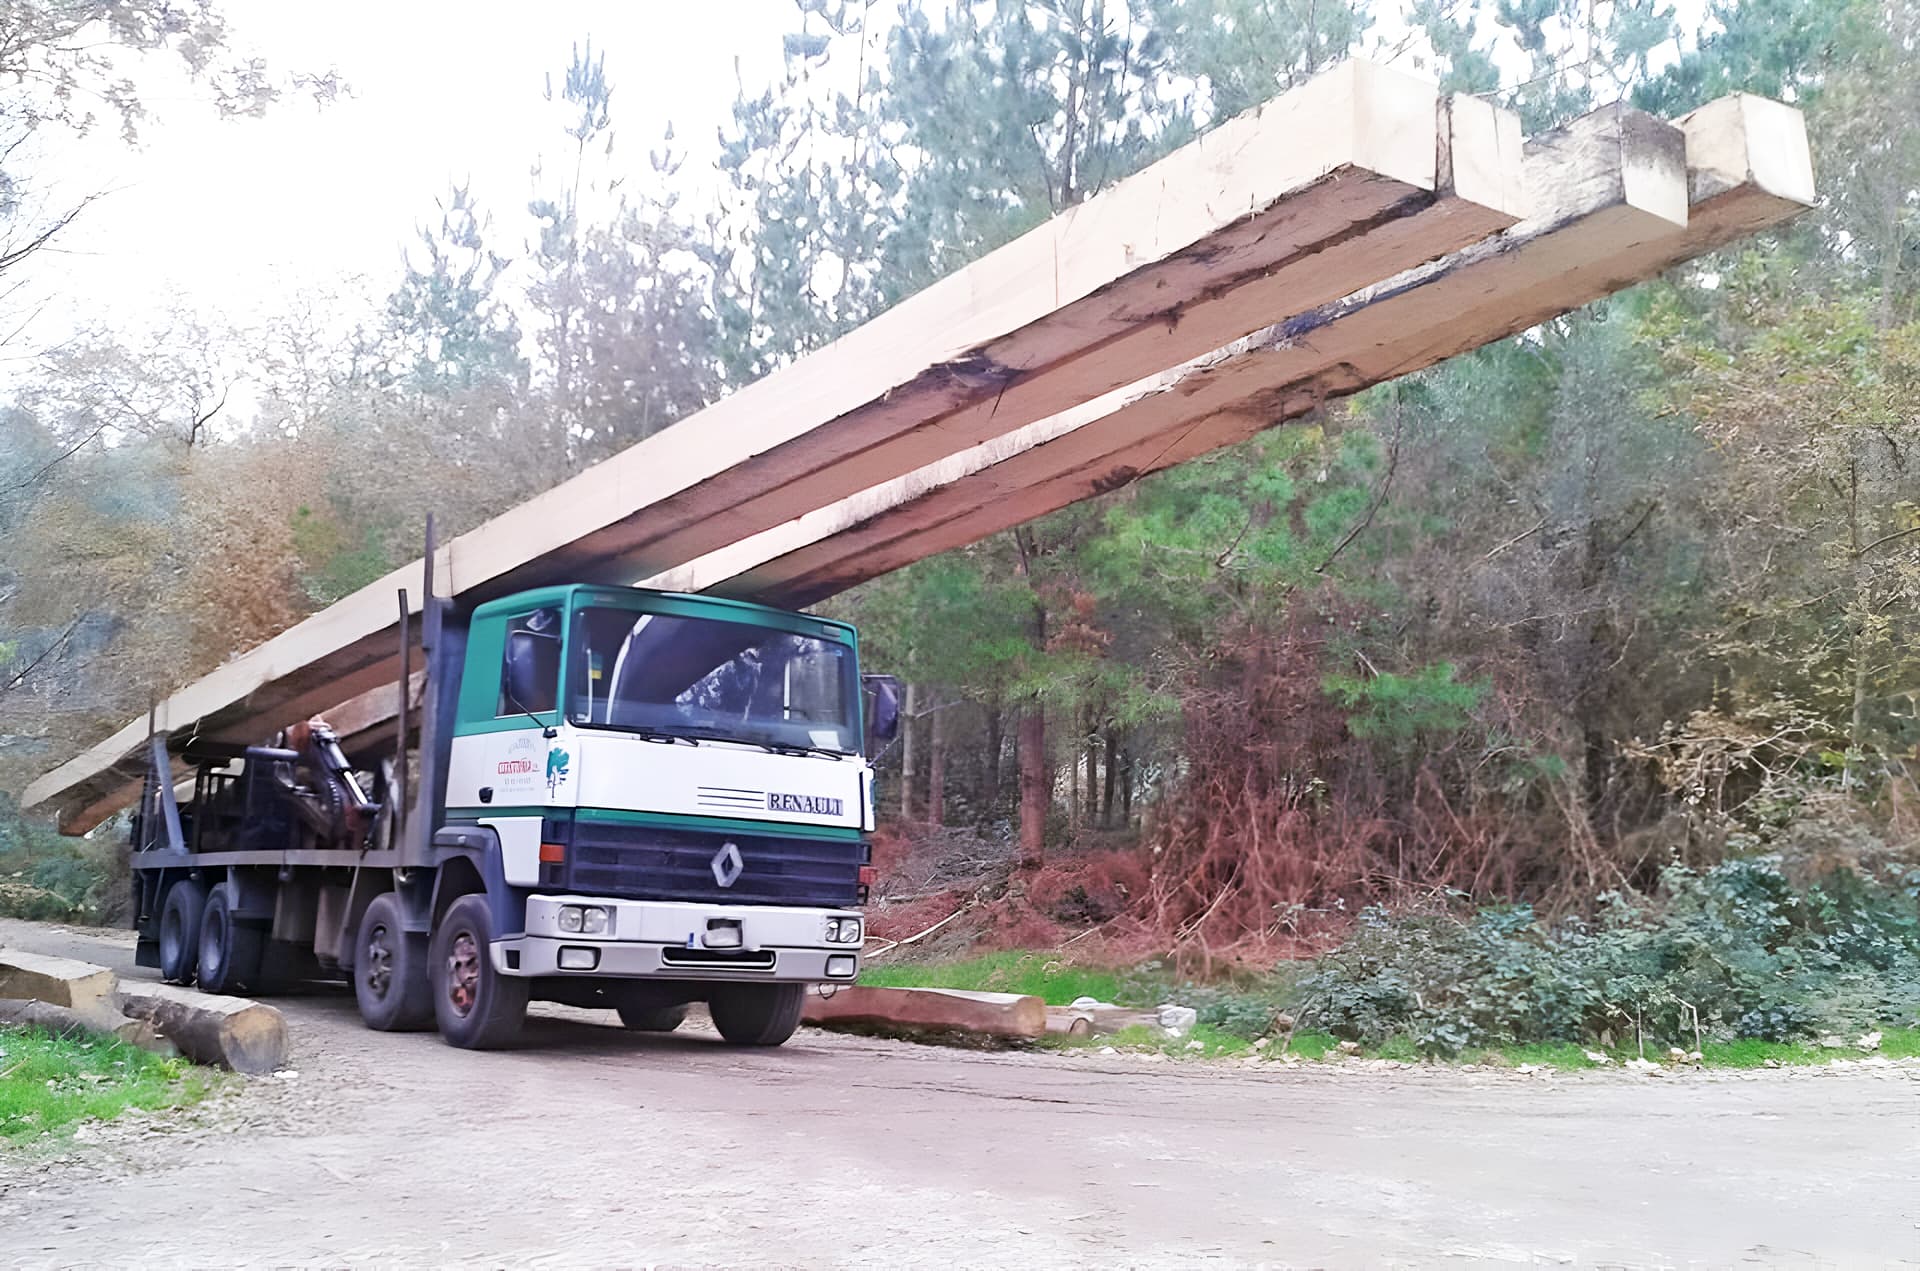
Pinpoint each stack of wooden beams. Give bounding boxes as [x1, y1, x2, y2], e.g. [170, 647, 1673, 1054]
[22, 64, 1813, 835]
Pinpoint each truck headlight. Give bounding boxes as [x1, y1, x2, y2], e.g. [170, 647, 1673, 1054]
[823, 917, 862, 944]
[558, 905, 611, 935]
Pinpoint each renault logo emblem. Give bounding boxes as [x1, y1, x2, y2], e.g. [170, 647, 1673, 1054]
[711, 841, 744, 888]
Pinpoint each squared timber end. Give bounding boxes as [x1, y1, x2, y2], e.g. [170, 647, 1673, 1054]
[1440, 94, 1527, 222]
[1524, 102, 1688, 231]
[1341, 59, 1445, 194]
[1676, 93, 1816, 211]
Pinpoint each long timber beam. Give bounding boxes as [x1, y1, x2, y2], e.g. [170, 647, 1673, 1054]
[646, 95, 1812, 610]
[337, 97, 1810, 760]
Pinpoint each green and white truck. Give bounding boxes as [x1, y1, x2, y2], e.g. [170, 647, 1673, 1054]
[128, 565, 900, 1050]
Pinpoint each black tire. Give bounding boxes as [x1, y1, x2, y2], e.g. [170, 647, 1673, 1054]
[354, 892, 434, 1031]
[429, 894, 528, 1050]
[158, 879, 207, 984]
[616, 1002, 690, 1033]
[708, 983, 806, 1047]
[197, 888, 264, 995]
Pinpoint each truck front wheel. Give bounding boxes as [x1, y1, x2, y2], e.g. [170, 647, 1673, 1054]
[429, 894, 528, 1050]
[708, 983, 806, 1047]
[355, 893, 433, 1031]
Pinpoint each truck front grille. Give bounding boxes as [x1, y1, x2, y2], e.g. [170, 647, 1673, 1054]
[564, 820, 863, 908]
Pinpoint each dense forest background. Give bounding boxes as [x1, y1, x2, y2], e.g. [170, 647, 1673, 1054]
[2, 0, 1916, 952]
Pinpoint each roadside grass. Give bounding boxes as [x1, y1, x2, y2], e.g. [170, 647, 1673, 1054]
[868, 950, 1920, 1070]
[1046, 1025, 1920, 1068]
[0, 1026, 216, 1143]
[860, 950, 1143, 1005]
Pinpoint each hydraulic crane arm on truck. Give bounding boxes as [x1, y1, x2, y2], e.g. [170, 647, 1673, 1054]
[126, 538, 901, 1050]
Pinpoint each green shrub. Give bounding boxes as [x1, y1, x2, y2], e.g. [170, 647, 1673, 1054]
[1297, 857, 1920, 1057]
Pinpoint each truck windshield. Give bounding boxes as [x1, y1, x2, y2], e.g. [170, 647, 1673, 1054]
[566, 606, 858, 754]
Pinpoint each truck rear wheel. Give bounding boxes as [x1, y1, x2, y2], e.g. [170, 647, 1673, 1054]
[158, 880, 207, 984]
[196, 889, 264, 995]
[429, 894, 528, 1049]
[355, 893, 434, 1031]
[708, 983, 806, 1047]
[616, 1002, 689, 1033]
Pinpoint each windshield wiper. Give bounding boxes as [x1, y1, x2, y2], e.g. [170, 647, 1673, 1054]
[636, 728, 701, 746]
[597, 719, 850, 758]
[761, 741, 849, 761]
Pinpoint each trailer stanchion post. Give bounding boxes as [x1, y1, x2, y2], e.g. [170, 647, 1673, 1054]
[395, 587, 410, 853]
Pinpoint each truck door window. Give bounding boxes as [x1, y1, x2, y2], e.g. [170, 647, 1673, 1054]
[499, 608, 561, 717]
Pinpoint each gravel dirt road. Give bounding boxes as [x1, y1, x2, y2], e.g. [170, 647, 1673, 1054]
[1, 917, 1917, 1269]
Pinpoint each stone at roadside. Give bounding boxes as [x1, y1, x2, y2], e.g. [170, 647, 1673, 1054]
[1625, 1057, 1661, 1074]
[1184, 1039, 1204, 1052]
[1856, 1030, 1883, 1052]
[1156, 1004, 1198, 1038]
[1337, 1040, 1361, 1055]
[1583, 1050, 1612, 1066]
[1819, 1034, 1846, 1048]
[1253, 1037, 1271, 1051]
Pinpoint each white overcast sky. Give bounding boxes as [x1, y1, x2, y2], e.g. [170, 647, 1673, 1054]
[21, 0, 804, 346]
[16, 0, 1710, 361]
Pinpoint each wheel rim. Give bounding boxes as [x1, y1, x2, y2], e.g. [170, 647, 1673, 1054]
[445, 929, 481, 1018]
[201, 910, 225, 981]
[364, 922, 394, 1000]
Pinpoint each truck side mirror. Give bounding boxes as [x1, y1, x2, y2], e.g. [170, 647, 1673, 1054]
[863, 674, 902, 745]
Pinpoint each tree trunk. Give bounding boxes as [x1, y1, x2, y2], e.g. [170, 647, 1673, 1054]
[985, 701, 1005, 814]
[928, 701, 947, 828]
[1102, 725, 1118, 828]
[900, 681, 918, 822]
[1069, 718, 1082, 836]
[1120, 737, 1134, 826]
[1084, 715, 1098, 827]
[1846, 456, 1870, 791]
[1019, 706, 1048, 867]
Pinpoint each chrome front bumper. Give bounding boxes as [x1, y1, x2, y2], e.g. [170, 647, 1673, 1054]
[492, 894, 863, 982]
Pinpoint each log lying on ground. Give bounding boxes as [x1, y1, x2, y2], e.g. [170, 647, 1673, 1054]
[802, 985, 1047, 1041]
[0, 950, 125, 1029]
[1044, 1002, 1163, 1038]
[117, 983, 287, 1075]
[25, 60, 1526, 835]
[646, 95, 1812, 609]
[0, 998, 174, 1055]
